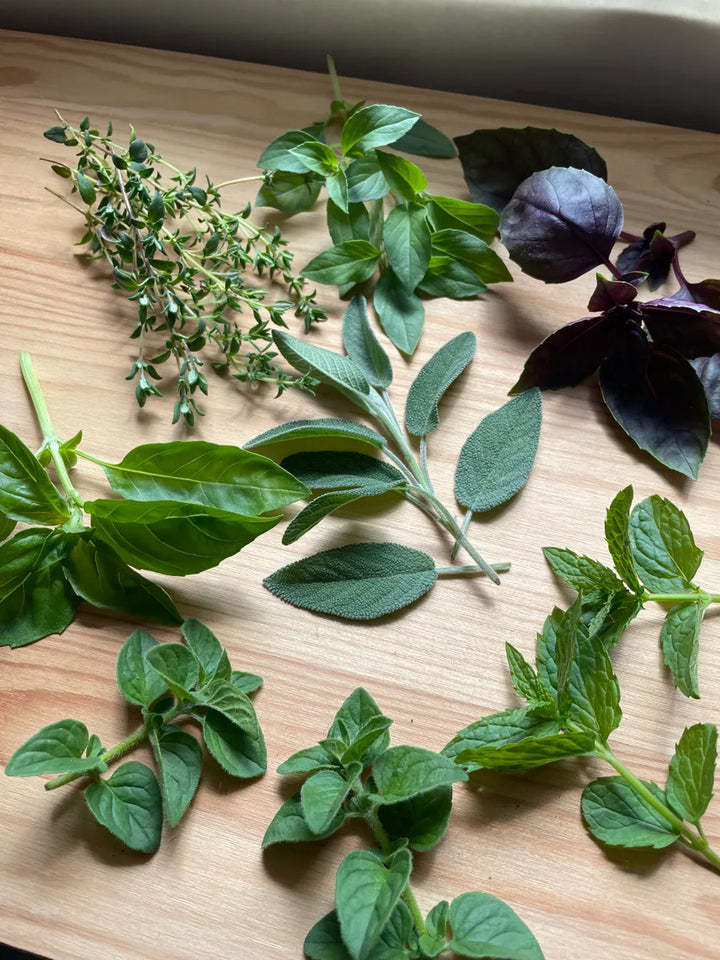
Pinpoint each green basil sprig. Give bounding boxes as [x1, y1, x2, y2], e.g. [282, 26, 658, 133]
[6, 619, 265, 852]
[246, 296, 542, 620]
[255, 58, 510, 354]
[265, 687, 546, 960]
[0, 354, 308, 647]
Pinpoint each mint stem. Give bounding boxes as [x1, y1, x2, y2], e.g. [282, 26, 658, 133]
[646, 592, 720, 604]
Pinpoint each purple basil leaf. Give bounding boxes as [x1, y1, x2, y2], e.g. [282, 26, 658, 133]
[599, 337, 710, 479]
[691, 354, 720, 418]
[511, 313, 620, 393]
[673, 278, 720, 311]
[454, 126, 607, 213]
[616, 223, 671, 290]
[500, 167, 623, 284]
[641, 299, 720, 358]
[587, 275, 638, 312]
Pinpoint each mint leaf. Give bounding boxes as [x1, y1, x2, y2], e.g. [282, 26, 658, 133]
[150, 726, 202, 827]
[116, 629, 169, 707]
[341, 105, 420, 157]
[456, 731, 595, 771]
[85, 761, 162, 853]
[565, 621, 622, 742]
[373, 268, 425, 355]
[629, 495, 702, 593]
[0, 424, 70, 524]
[604, 486, 641, 593]
[382, 203, 431, 292]
[263, 794, 345, 847]
[301, 766, 360, 835]
[6, 719, 101, 777]
[378, 784, 452, 851]
[405, 332, 476, 437]
[264, 542, 437, 620]
[542, 547, 623, 594]
[245, 417, 386, 451]
[448, 892, 545, 960]
[302, 240, 381, 286]
[443, 707, 561, 764]
[504, 643, 554, 707]
[666, 723, 717, 822]
[373, 746, 466, 803]
[581, 777, 680, 849]
[660, 601, 705, 698]
[343, 295, 393, 388]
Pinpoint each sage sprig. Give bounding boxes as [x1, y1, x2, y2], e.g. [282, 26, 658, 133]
[0, 354, 308, 647]
[44, 115, 326, 423]
[247, 296, 542, 620]
[265, 687, 546, 960]
[544, 486, 720, 698]
[6, 620, 265, 852]
[444, 597, 720, 872]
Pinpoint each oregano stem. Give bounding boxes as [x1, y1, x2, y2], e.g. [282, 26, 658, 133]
[366, 808, 428, 938]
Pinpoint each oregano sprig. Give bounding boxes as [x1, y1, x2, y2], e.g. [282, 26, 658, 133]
[44, 114, 326, 423]
[6, 620, 265, 852]
[265, 687, 546, 960]
[246, 295, 542, 620]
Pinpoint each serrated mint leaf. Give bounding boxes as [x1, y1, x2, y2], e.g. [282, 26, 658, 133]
[565, 620, 622, 742]
[278, 744, 336, 775]
[382, 203, 431, 292]
[542, 547, 623, 594]
[666, 723, 717, 823]
[144, 643, 200, 701]
[448, 891, 545, 960]
[343, 295, 393, 388]
[6, 719, 100, 777]
[629, 495, 702, 593]
[505, 643, 554, 706]
[245, 417, 386, 451]
[553, 597, 581, 702]
[431, 229, 512, 284]
[302, 240, 381, 286]
[258, 129, 322, 173]
[378, 784, 452, 851]
[373, 268, 425, 355]
[115, 629, 169, 707]
[341, 105, 420, 157]
[150, 726, 202, 827]
[272, 330, 373, 412]
[454, 390, 541, 512]
[443, 707, 561, 765]
[264, 542, 437, 620]
[660, 601, 705, 699]
[336, 847, 412, 960]
[282, 482, 403, 545]
[281, 451, 405, 492]
[604, 486, 641, 593]
[0, 424, 70, 525]
[581, 777, 680, 849]
[456, 731, 595, 771]
[373, 746, 467, 803]
[85, 761, 162, 853]
[202, 710, 266, 778]
[256, 172, 322, 215]
[404, 332, 476, 437]
[263, 793, 345, 847]
[301, 766, 360, 834]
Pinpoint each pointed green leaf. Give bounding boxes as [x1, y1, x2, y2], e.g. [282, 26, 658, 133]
[341, 715, 393, 766]
[343, 295, 393, 388]
[426, 195, 498, 242]
[201, 709, 266, 778]
[301, 766, 359, 834]
[542, 547, 623, 595]
[417, 259, 487, 299]
[326, 169, 350, 213]
[277, 744, 337, 775]
[6, 719, 101, 777]
[373, 746, 467, 803]
[375, 152, 427, 201]
[327, 199, 371, 246]
[289, 140, 338, 175]
[85, 761, 162, 853]
[405, 332, 476, 437]
[448, 892, 545, 960]
[373, 268, 425, 355]
[272, 330, 373, 411]
[328, 688, 390, 760]
[302, 240, 381, 286]
[282, 481, 403, 545]
[392, 118, 457, 158]
[144, 643, 200, 701]
[280, 451, 404, 491]
[258, 129, 322, 173]
[256, 172, 322, 214]
[150, 726, 202, 827]
[0, 513, 16, 542]
[0, 424, 70, 524]
[195, 680, 260, 738]
[666, 723, 717, 822]
[180, 618, 224, 679]
[505, 643, 555, 706]
[660, 601, 705, 699]
[582, 777, 680, 849]
[565, 620, 622, 742]
[629, 495, 702, 593]
[263, 793, 345, 847]
[346, 153, 389, 203]
[116, 629, 169, 707]
[378, 784, 452, 851]
[442, 707, 561, 764]
[383, 203, 431, 292]
[431, 229, 512, 283]
[604, 486, 641, 593]
[456, 732, 595, 771]
[245, 417, 386, 451]
[76, 171, 96, 205]
[230, 670, 263, 694]
[341, 105, 420, 157]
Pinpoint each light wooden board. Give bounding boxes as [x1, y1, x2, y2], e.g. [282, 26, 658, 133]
[1, 29, 719, 960]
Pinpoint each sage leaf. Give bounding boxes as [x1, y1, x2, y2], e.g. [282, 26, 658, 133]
[245, 417, 386, 451]
[666, 723, 717, 822]
[629, 495, 702, 594]
[443, 707, 561, 764]
[382, 203, 431, 291]
[660, 602, 705, 699]
[581, 777, 680, 849]
[100, 441, 309, 515]
[144, 643, 200, 701]
[456, 731, 595, 771]
[256, 172, 322, 215]
[282, 481, 403, 545]
[280, 451, 405, 491]
[500, 167, 623, 283]
[116, 629, 169, 707]
[373, 268, 425, 355]
[454, 389, 541, 512]
[258, 129, 322, 173]
[273, 330, 373, 411]
[263, 793, 345, 847]
[6, 719, 101, 777]
[343, 295, 393, 388]
[341, 105, 420, 157]
[0, 423, 70, 524]
[426, 195, 498, 242]
[335, 848, 412, 960]
[405, 332, 476, 437]
[63, 538, 182, 625]
[328, 199, 371, 246]
[604, 486, 641, 593]
[378, 784, 452, 851]
[346, 153, 389, 203]
[393, 118, 456, 158]
[301, 766, 360, 835]
[181, 617, 224, 679]
[86, 498, 279, 576]
[448, 891, 545, 960]
[302, 240, 381, 286]
[373, 746, 467, 803]
[431, 228, 512, 284]
[542, 547, 623, 595]
[202, 710, 267, 778]
[375, 151, 427, 201]
[264, 542, 438, 620]
[85, 761, 163, 853]
[150, 726, 202, 827]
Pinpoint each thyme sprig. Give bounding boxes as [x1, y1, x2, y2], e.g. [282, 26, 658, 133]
[44, 115, 326, 423]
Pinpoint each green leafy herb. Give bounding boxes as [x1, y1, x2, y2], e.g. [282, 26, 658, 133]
[266, 687, 545, 960]
[6, 620, 265, 852]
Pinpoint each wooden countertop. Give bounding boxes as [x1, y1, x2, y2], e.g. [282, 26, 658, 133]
[1, 29, 718, 960]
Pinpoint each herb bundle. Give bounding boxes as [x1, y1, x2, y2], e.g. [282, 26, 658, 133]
[455, 126, 720, 478]
[44, 115, 326, 424]
[6, 620, 265, 852]
[265, 687, 546, 960]
[256, 59, 511, 354]
[0, 354, 308, 646]
[246, 296, 542, 620]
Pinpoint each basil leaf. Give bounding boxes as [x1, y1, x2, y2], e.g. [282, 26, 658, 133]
[6, 719, 101, 777]
[341, 105, 420, 157]
[0, 423, 69, 524]
[378, 784, 452, 851]
[85, 761, 163, 853]
[0, 513, 16, 542]
[375, 151, 427, 201]
[335, 848, 412, 960]
[290, 140, 338, 176]
[202, 710, 266, 778]
[328, 200, 371, 246]
[280, 451, 404, 491]
[542, 547, 623, 595]
[63, 538, 182, 624]
[373, 268, 425, 355]
[383, 203, 431, 292]
[500, 167, 623, 283]
[629, 495, 702, 595]
[144, 643, 200, 701]
[581, 777, 680, 849]
[150, 726, 202, 827]
[373, 746, 467, 803]
[245, 417, 386, 451]
[301, 766, 360, 835]
[343, 295, 393, 388]
[443, 707, 561, 764]
[272, 330, 373, 411]
[426, 195, 499, 242]
[180, 618, 224, 679]
[302, 240, 382, 286]
[604, 486, 641, 593]
[256, 172, 322, 215]
[116, 629, 169, 707]
[666, 723, 717, 823]
[263, 793, 345, 847]
[323, 169, 348, 213]
[418, 260, 487, 299]
[258, 129, 322, 173]
[448, 892, 545, 960]
[454, 389, 541, 512]
[660, 602, 705, 699]
[393, 118, 456, 158]
[431, 228, 512, 284]
[264, 542, 437, 620]
[691, 353, 720, 418]
[282, 481, 403, 545]
[346, 153, 389, 203]
[86, 498, 279, 576]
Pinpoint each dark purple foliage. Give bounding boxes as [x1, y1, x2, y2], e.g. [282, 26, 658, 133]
[614, 222, 694, 290]
[691, 355, 720, 419]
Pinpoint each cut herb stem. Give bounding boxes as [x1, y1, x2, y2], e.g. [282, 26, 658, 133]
[436, 563, 510, 576]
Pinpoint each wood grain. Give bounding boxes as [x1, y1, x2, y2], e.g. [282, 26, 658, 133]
[1, 29, 719, 960]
